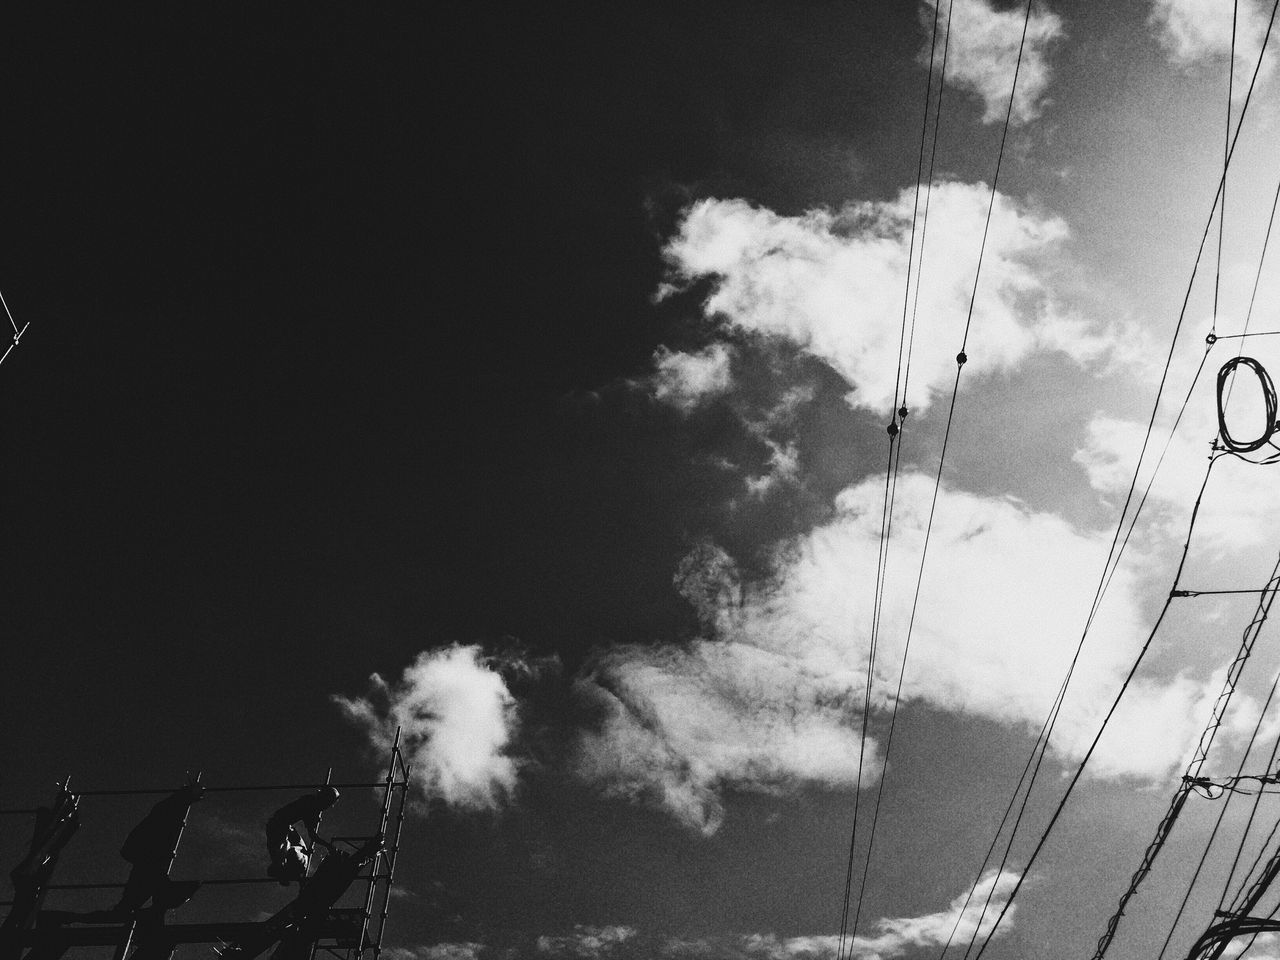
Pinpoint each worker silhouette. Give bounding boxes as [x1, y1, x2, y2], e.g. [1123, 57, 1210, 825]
[265, 787, 340, 883]
[220, 834, 383, 960]
[1, 786, 80, 957]
[115, 782, 203, 913]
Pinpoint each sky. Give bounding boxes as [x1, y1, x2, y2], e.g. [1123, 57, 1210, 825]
[7, 2, 1280, 960]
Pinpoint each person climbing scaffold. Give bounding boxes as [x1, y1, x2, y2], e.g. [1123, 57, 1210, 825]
[264, 787, 340, 884]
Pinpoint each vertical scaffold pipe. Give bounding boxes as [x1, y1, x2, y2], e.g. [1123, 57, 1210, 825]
[356, 728, 401, 960]
[371, 752, 411, 960]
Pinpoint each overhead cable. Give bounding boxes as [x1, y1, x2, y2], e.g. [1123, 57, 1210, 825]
[968, 3, 1280, 954]
[836, 1, 954, 956]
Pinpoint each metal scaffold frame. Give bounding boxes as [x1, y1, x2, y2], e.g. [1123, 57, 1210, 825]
[0, 730, 412, 960]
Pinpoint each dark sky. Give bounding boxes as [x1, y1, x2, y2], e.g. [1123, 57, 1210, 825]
[0, 1, 927, 774]
[0, 0, 928, 945]
[7, 5, 1280, 960]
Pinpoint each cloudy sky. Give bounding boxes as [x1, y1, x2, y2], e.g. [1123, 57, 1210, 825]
[7, 3, 1280, 960]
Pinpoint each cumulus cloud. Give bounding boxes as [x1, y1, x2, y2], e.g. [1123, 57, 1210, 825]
[1223, 932, 1280, 960]
[572, 637, 883, 836]
[383, 947, 487, 960]
[924, 0, 1063, 125]
[573, 468, 1252, 830]
[660, 187, 1122, 417]
[537, 926, 638, 959]
[334, 645, 520, 811]
[417, 871, 1019, 960]
[1150, 0, 1277, 94]
[648, 344, 735, 412]
[1073, 355, 1280, 551]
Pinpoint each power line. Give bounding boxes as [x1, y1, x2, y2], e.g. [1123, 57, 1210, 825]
[844, 0, 1040, 949]
[971, 455, 1219, 960]
[966, 3, 1280, 953]
[836, 0, 953, 954]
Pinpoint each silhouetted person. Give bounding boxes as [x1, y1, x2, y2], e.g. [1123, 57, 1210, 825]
[265, 787, 339, 882]
[115, 783, 203, 913]
[0, 787, 80, 960]
[220, 834, 383, 960]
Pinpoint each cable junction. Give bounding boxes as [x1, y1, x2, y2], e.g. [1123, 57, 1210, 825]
[1090, 556, 1280, 960]
[1183, 771, 1280, 800]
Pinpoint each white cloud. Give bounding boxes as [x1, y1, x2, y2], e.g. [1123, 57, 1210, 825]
[572, 635, 881, 836]
[924, 0, 1064, 125]
[744, 438, 800, 499]
[1223, 931, 1280, 960]
[383, 947, 488, 960]
[660, 187, 1120, 417]
[1150, 0, 1277, 94]
[574, 469, 1254, 831]
[658, 870, 1019, 960]
[649, 344, 734, 412]
[1073, 361, 1280, 551]
[537, 927, 638, 959]
[454, 872, 1021, 960]
[334, 645, 520, 811]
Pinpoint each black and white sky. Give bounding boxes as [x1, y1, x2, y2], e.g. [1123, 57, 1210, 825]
[7, 3, 1280, 960]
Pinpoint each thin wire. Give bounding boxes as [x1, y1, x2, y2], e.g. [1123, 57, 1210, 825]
[1091, 345, 1213, 619]
[853, 0, 1035, 949]
[844, 429, 907, 950]
[1225, 166, 1280, 408]
[972, 457, 1221, 960]
[0, 287, 18, 337]
[900, 0, 957, 409]
[957, 340, 1213, 960]
[1220, 684, 1280, 909]
[1155, 649, 1280, 959]
[967, 6, 1280, 952]
[1215, 330, 1280, 340]
[837, 433, 898, 960]
[890, 0, 948, 414]
[1176, 588, 1274, 597]
[837, 0, 951, 953]
[935, 704, 1056, 960]
[840, 2, 958, 950]
[1212, 0, 1237, 340]
[956, 0, 1032, 353]
[0, 780, 407, 806]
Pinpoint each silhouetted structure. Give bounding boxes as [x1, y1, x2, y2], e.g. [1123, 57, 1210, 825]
[0, 730, 410, 960]
[265, 788, 340, 884]
[0, 786, 80, 960]
[220, 836, 383, 960]
[116, 783, 204, 914]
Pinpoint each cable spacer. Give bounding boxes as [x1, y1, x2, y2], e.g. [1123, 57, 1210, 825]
[956, 351, 967, 366]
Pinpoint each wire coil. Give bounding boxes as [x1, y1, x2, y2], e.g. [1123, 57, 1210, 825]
[1216, 356, 1279, 453]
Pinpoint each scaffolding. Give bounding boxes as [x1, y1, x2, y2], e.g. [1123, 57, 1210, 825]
[0, 731, 411, 960]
